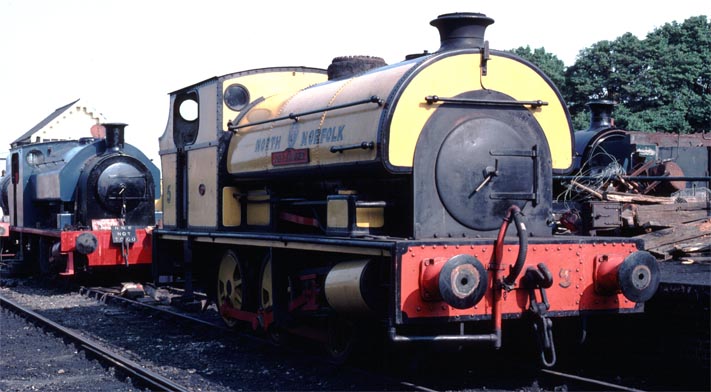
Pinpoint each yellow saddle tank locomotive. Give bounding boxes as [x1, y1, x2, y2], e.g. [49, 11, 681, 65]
[153, 12, 659, 364]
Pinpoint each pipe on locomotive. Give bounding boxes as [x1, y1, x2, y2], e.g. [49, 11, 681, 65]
[491, 205, 528, 349]
[497, 205, 528, 290]
[393, 204, 530, 348]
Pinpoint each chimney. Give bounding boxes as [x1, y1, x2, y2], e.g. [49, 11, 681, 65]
[104, 123, 126, 151]
[586, 100, 615, 131]
[430, 12, 494, 52]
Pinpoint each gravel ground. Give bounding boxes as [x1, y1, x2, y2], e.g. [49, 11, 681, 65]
[0, 308, 141, 391]
[0, 279, 411, 391]
[2, 276, 708, 392]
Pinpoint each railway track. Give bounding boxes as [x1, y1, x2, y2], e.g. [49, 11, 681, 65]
[0, 280, 417, 390]
[75, 285, 658, 392]
[0, 293, 190, 392]
[2, 278, 707, 391]
[79, 285, 222, 330]
[539, 369, 645, 392]
[78, 285, 444, 391]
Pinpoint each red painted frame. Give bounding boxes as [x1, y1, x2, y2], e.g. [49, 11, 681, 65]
[399, 241, 640, 321]
[10, 226, 152, 271]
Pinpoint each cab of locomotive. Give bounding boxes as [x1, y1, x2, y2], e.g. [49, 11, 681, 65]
[158, 68, 328, 230]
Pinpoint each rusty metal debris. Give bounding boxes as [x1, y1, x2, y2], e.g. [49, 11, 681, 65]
[556, 155, 710, 261]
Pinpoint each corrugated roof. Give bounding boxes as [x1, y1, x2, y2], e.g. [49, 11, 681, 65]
[11, 98, 80, 146]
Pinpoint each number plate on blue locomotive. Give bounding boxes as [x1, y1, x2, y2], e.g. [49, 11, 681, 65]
[111, 226, 137, 243]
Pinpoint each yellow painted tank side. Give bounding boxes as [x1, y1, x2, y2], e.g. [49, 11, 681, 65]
[227, 63, 414, 175]
[224, 53, 572, 175]
[221, 71, 328, 132]
[389, 53, 573, 171]
[221, 186, 241, 227]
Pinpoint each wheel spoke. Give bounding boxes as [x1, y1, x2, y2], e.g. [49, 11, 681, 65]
[233, 278, 243, 304]
[260, 259, 273, 309]
[218, 281, 226, 299]
[216, 250, 244, 328]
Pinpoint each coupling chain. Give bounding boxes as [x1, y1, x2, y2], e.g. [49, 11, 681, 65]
[522, 263, 557, 367]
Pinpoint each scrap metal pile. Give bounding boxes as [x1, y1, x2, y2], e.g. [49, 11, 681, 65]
[554, 117, 711, 261]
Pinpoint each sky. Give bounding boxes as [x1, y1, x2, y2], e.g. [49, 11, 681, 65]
[1, 0, 708, 166]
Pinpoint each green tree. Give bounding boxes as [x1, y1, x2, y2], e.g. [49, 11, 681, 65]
[645, 15, 711, 132]
[564, 15, 710, 133]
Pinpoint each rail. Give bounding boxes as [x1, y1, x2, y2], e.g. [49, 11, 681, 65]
[0, 293, 190, 392]
[540, 368, 646, 392]
[79, 286, 222, 329]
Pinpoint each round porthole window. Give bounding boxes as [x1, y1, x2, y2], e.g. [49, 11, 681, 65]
[26, 149, 44, 165]
[178, 98, 199, 122]
[224, 84, 250, 111]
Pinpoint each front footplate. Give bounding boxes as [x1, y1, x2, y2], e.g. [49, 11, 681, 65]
[388, 326, 500, 345]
